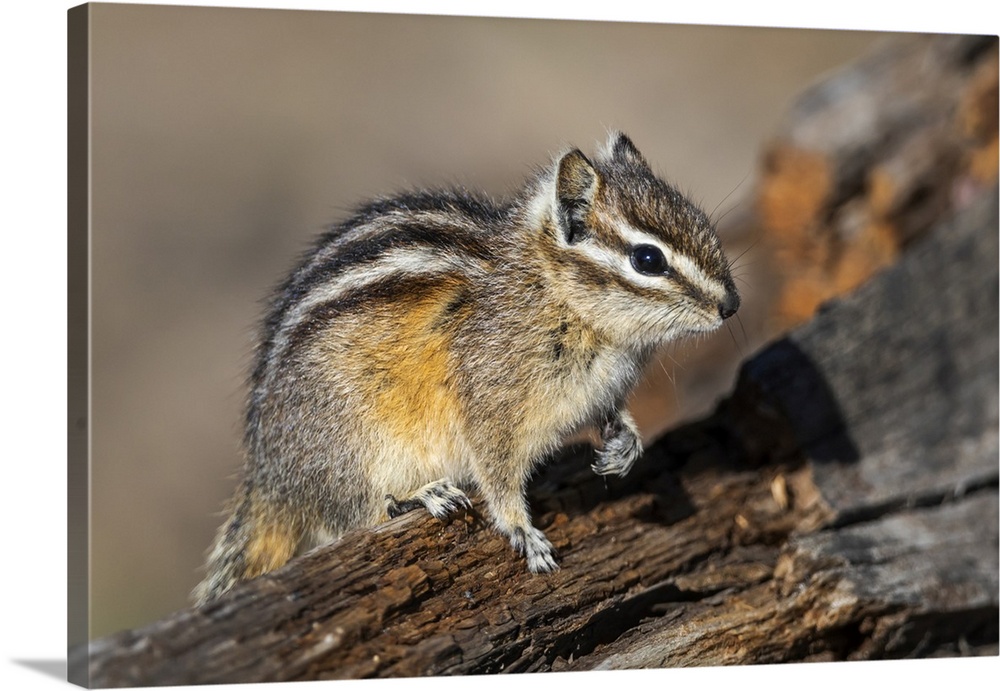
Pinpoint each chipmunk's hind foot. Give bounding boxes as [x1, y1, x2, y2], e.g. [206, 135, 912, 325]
[385, 478, 472, 520]
[510, 525, 559, 573]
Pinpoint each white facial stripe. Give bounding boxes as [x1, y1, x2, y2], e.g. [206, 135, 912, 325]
[612, 221, 726, 301]
[527, 194, 556, 244]
[575, 241, 624, 273]
[537, 179, 725, 304]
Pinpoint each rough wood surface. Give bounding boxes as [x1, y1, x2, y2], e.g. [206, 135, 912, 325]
[79, 184, 999, 686]
[574, 186, 999, 670]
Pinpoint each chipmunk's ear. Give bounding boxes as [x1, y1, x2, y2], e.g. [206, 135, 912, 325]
[606, 131, 647, 166]
[555, 148, 598, 245]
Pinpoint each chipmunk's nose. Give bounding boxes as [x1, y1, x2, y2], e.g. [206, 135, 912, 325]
[719, 291, 740, 320]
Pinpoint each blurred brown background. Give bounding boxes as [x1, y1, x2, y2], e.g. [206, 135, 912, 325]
[87, 3, 888, 638]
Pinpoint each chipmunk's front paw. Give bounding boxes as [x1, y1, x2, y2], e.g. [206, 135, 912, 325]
[509, 526, 559, 573]
[591, 422, 642, 477]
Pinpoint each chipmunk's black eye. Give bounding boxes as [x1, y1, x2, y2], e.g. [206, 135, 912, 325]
[630, 244, 671, 276]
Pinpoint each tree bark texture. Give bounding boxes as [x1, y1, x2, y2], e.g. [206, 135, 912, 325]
[80, 183, 999, 686]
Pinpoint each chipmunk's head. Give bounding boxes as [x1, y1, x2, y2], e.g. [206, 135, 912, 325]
[534, 131, 740, 349]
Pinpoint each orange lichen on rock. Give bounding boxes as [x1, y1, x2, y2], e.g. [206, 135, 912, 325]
[758, 145, 832, 248]
[755, 35, 998, 333]
[959, 44, 999, 186]
[832, 219, 899, 296]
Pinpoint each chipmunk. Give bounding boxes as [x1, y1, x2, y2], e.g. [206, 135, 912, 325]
[193, 132, 739, 604]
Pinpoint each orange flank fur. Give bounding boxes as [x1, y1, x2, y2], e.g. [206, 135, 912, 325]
[358, 280, 468, 499]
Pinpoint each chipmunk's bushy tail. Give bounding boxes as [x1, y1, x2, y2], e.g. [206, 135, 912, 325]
[192, 482, 302, 605]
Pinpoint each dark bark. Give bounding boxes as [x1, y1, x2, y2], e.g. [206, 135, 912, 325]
[80, 187, 998, 686]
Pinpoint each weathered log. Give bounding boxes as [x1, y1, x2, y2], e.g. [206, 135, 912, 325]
[78, 181, 998, 685]
[574, 185, 1000, 670]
